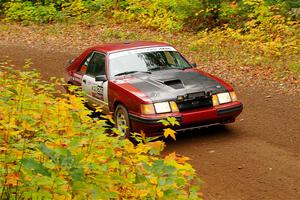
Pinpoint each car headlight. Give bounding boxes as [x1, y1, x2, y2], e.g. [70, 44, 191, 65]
[141, 101, 179, 114]
[213, 91, 238, 106]
[154, 102, 171, 113]
[217, 92, 231, 104]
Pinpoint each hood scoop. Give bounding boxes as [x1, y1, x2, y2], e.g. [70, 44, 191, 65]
[159, 79, 184, 89]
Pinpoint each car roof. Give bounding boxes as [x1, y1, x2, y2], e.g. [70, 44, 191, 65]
[90, 41, 171, 53]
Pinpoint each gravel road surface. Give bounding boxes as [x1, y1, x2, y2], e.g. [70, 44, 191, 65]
[1, 44, 299, 200]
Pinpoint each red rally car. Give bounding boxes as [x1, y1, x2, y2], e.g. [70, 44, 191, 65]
[65, 41, 243, 137]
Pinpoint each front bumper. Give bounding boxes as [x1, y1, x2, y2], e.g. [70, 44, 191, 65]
[129, 101, 243, 136]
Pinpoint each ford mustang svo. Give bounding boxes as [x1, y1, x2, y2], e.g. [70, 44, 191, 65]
[65, 41, 243, 138]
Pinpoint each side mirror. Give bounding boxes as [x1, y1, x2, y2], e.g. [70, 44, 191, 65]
[191, 62, 197, 68]
[95, 75, 107, 82]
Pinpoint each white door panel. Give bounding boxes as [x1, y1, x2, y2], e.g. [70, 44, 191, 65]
[82, 74, 108, 111]
[103, 81, 108, 103]
[82, 75, 95, 100]
[80, 51, 108, 112]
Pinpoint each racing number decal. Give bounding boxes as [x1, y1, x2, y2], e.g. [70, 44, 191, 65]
[92, 84, 104, 101]
[97, 85, 103, 95]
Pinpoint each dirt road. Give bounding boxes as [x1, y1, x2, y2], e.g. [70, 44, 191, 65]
[1, 44, 299, 200]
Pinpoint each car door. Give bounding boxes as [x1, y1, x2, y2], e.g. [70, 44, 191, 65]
[81, 52, 109, 112]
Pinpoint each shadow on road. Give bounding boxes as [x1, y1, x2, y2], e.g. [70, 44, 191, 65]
[164, 125, 238, 146]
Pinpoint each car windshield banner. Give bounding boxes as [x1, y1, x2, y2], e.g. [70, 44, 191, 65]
[109, 46, 177, 59]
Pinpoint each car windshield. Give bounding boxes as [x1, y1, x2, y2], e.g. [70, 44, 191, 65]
[109, 46, 191, 77]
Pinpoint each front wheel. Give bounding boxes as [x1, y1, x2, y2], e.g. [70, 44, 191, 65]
[114, 104, 131, 138]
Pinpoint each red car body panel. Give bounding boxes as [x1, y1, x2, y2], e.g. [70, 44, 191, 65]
[65, 41, 243, 136]
[108, 80, 152, 113]
[130, 101, 242, 136]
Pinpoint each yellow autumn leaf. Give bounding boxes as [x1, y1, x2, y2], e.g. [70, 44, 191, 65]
[141, 130, 146, 140]
[175, 154, 190, 164]
[102, 114, 115, 124]
[124, 141, 136, 153]
[149, 177, 157, 185]
[165, 152, 190, 164]
[69, 95, 82, 108]
[11, 149, 23, 157]
[5, 173, 20, 186]
[165, 152, 176, 161]
[138, 190, 150, 198]
[157, 188, 163, 198]
[95, 106, 103, 113]
[65, 125, 78, 137]
[145, 141, 164, 151]
[115, 150, 122, 158]
[181, 171, 192, 176]
[163, 128, 176, 140]
[0, 146, 7, 151]
[53, 194, 71, 200]
[9, 130, 21, 137]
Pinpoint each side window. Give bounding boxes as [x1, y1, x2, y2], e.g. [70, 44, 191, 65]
[78, 53, 93, 74]
[86, 52, 106, 77]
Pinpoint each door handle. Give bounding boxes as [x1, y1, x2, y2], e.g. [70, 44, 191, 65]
[82, 79, 86, 84]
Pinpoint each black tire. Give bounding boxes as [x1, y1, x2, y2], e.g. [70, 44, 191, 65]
[114, 104, 131, 138]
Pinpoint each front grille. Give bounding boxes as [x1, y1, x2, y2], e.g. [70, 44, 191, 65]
[177, 97, 212, 111]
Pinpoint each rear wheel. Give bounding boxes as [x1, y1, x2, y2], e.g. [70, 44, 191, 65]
[114, 104, 131, 138]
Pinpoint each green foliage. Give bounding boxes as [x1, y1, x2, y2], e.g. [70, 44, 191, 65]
[4, 1, 58, 23]
[0, 63, 202, 199]
[3, 0, 92, 23]
[112, 0, 200, 31]
[189, 21, 299, 75]
[187, 0, 300, 76]
[2, 0, 299, 31]
[61, 0, 88, 18]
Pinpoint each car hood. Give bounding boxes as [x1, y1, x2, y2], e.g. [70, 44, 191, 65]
[119, 69, 228, 102]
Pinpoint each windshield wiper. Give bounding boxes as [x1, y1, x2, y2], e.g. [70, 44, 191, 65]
[149, 66, 165, 71]
[149, 66, 181, 71]
[114, 71, 151, 76]
[181, 66, 192, 70]
[149, 66, 172, 71]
